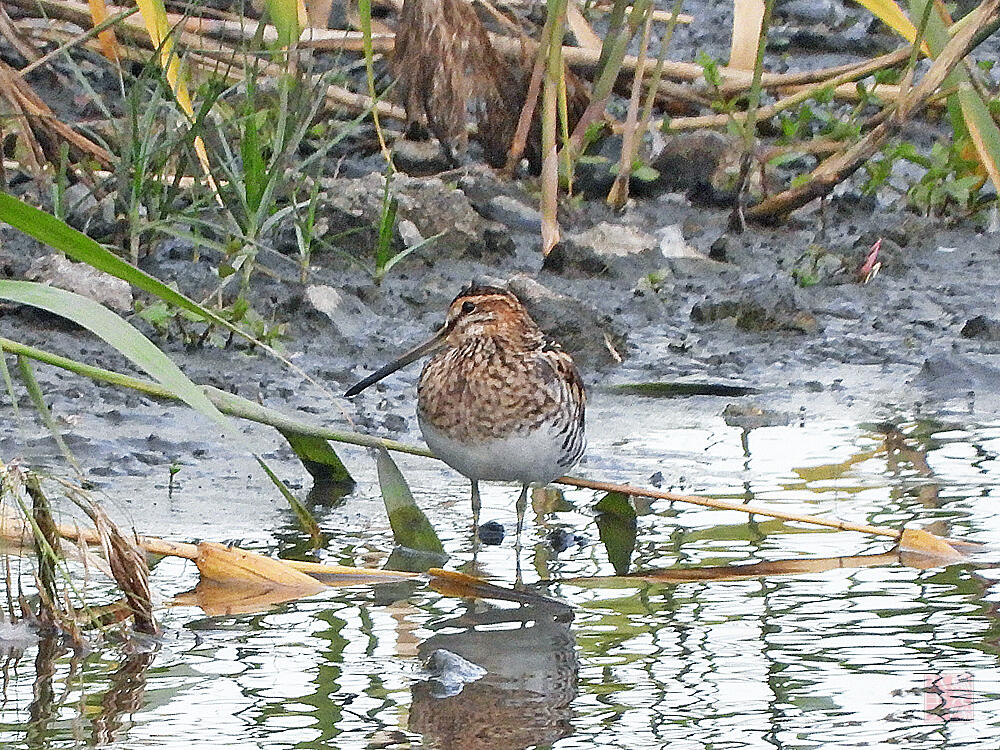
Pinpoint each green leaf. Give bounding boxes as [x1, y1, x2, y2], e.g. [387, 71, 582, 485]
[16, 355, 80, 474]
[264, 0, 301, 50]
[280, 430, 354, 485]
[0, 281, 238, 441]
[958, 83, 1000, 196]
[255, 455, 323, 546]
[375, 448, 445, 556]
[241, 78, 267, 215]
[632, 165, 660, 182]
[0, 349, 18, 419]
[595, 492, 636, 576]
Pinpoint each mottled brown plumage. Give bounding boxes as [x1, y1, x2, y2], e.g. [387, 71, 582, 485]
[418, 285, 584, 449]
[345, 283, 586, 547]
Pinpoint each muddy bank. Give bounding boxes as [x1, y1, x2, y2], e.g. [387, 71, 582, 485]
[3, 180, 1000, 503]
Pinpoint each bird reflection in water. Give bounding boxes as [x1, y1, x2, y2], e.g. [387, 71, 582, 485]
[409, 602, 578, 750]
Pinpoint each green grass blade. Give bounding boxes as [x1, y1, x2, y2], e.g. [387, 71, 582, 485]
[0, 350, 18, 419]
[957, 83, 1000, 194]
[255, 455, 323, 546]
[376, 448, 445, 554]
[0, 281, 237, 440]
[241, 78, 267, 216]
[16, 354, 81, 474]
[2, 334, 356, 484]
[264, 0, 302, 50]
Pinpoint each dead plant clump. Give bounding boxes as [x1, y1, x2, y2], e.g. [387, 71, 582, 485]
[0, 463, 158, 640]
[392, 0, 588, 168]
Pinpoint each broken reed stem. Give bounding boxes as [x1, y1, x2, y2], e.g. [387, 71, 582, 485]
[8, 0, 925, 144]
[7, 0, 403, 120]
[0, 502, 417, 581]
[505, 12, 551, 173]
[16, 7, 139, 78]
[565, 0, 652, 156]
[589, 3, 693, 25]
[607, 3, 654, 208]
[1, 336, 916, 544]
[638, 0, 685, 133]
[539, 0, 568, 255]
[729, 0, 775, 232]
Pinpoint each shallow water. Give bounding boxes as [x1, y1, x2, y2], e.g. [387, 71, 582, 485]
[2, 392, 999, 750]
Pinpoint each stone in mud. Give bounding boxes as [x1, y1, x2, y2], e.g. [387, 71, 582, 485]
[961, 315, 1000, 341]
[459, 172, 542, 231]
[478, 195, 543, 233]
[692, 280, 821, 334]
[62, 183, 118, 239]
[393, 137, 452, 176]
[722, 403, 792, 429]
[319, 173, 494, 259]
[506, 274, 627, 367]
[915, 351, 1000, 401]
[544, 222, 661, 279]
[648, 131, 773, 204]
[777, 0, 847, 26]
[26, 254, 133, 312]
[465, 226, 516, 261]
[305, 285, 373, 340]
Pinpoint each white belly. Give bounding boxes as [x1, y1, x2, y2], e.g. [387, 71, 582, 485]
[419, 415, 579, 484]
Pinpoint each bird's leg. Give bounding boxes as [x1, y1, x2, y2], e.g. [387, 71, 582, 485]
[471, 479, 481, 538]
[515, 484, 528, 538]
[514, 484, 528, 585]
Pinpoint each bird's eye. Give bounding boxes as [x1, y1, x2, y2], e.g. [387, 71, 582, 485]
[461, 300, 476, 314]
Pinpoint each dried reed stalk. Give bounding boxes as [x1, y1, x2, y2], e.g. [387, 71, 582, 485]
[76, 495, 159, 635]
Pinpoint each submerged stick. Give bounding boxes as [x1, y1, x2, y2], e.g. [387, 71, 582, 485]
[558, 476, 901, 538]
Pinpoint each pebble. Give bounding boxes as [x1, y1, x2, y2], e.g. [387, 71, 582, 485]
[477, 520, 505, 545]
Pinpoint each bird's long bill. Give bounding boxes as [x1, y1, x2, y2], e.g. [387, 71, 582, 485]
[344, 328, 447, 397]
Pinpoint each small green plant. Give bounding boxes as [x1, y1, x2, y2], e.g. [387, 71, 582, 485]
[168, 461, 181, 497]
[864, 140, 982, 217]
[776, 90, 862, 145]
[370, 174, 442, 285]
[292, 180, 322, 283]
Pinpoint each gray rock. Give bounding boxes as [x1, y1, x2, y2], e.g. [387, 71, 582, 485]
[544, 222, 661, 279]
[506, 274, 627, 367]
[961, 315, 1000, 341]
[393, 138, 451, 176]
[26, 254, 133, 312]
[320, 173, 494, 259]
[649, 131, 776, 204]
[915, 351, 1000, 402]
[777, 0, 846, 26]
[305, 285, 373, 339]
[480, 195, 542, 232]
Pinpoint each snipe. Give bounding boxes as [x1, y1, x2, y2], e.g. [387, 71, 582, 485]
[345, 283, 586, 541]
